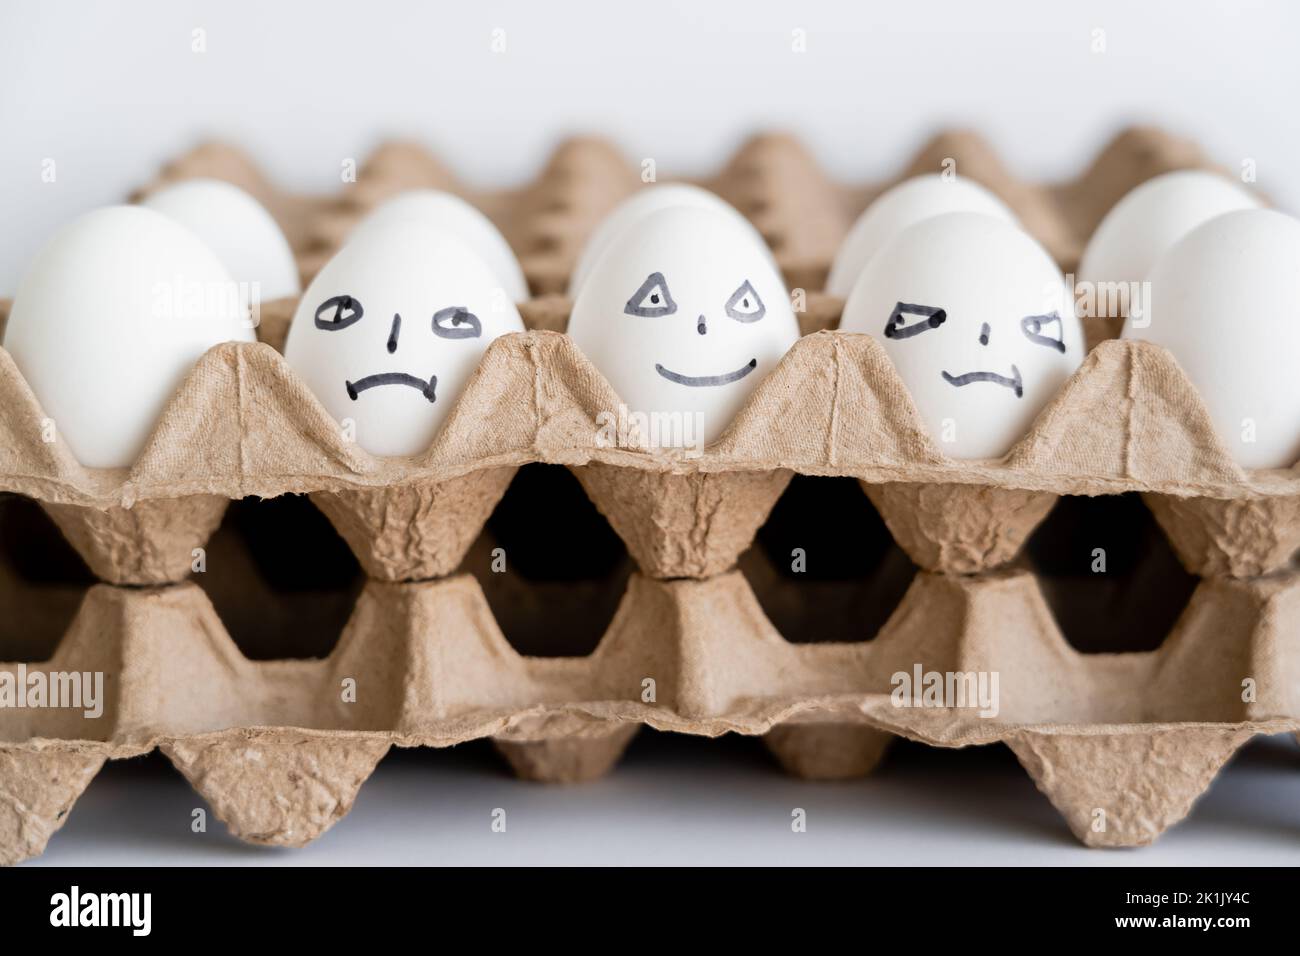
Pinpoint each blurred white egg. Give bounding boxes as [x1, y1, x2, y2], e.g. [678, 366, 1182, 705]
[568, 183, 768, 297]
[841, 212, 1083, 459]
[826, 175, 1017, 297]
[350, 190, 528, 302]
[1123, 208, 1300, 469]
[1078, 170, 1259, 318]
[568, 205, 799, 448]
[140, 178, 300, 308]
[284, 222, 524, 457]
[3, 206, 253, 468]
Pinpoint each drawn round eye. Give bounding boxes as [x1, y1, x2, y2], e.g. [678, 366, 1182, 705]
[624, 272, 677, 317]
[1020, 312, 1066, 352]
[314, 294, 364, 330]
[432, 306, 482, 339]
[724, 280, 765, 322]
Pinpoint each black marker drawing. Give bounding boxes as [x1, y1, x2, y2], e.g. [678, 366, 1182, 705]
[979, 322, 990, 346]
[432, 306, 482, 339]
[941, 365, 1023, 398]
[1021, 312, 1066, 352]
[346, 372, 438, 403]
[655, 359, 757, 387]
[387, 313, 401, 353]
[315, 294, 364, 331]
[724, 280, 766, 322]
[885, 302, 947, 339]
[625, 272, 677, 317]
[697, 315, 707, 336]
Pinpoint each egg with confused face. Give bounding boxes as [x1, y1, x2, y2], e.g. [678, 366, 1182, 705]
[827, 174, 1017, 297]
[140, 178, 301, 308]
[567, 205, 799, 448]
[840, 212, 1083, 459]
[350, 190, 528, 302]
[283, 223, 525, 457]
[3, 205, 253, 469]
[1123, 208, 1300, 469]
[568, 183, 769, 297]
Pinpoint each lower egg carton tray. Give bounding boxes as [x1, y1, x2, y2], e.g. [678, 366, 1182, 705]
[3, 559, 1299, 864]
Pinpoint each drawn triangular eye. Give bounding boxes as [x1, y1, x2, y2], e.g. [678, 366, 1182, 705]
[314, 294, 364, 330]
[1020, 312, 1066, 352]
[625, 272, 677, 317]
[724, 280, 766, 322]
[884, 302, 946, 339]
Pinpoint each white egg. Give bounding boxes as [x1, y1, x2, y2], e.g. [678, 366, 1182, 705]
[841, 212, 1083, 460]
[567, 205, 799, 449]
[826, 175, 1017, 297]
[1122, 208, 1300, 469]
[568, 183, 768, 297]
[140, 178, 300, 308]
[3, 206, 253, 468]
[1078, 170, 1259, 318]
[350, 190, 528, 302]
[284, 222, 524, 457]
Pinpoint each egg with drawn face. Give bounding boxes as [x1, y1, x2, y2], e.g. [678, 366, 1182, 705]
[283, 223, 525, 456]
[567, 205, 799, 448]
[840, 212, 1083, 459]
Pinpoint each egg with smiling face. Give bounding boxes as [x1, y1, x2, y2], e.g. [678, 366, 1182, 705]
[567, 205, 799, 447]
[840, 212, 1083, 459]
[283, 223, 525, 457]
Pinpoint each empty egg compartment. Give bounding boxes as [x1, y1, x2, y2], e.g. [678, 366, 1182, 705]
[194, 493, 365, 661]
[0, 494, 136, 747]
[469, 463, 632, 659]
[738, 475, 914, 781]
[1020, 492, 1198, 655]
[0, 494, 94, 666]
[742, 474, 915, 645]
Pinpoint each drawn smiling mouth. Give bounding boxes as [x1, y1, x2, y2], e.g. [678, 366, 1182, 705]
[346, 372, 439, 403]
[655, 359, 757, 387]
[941, 365, 1023, 398]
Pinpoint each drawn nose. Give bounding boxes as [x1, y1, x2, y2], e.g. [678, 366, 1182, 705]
[697, 314, 707, 336]
[388, 313, 402, 353]
[979, 322, 990, 346]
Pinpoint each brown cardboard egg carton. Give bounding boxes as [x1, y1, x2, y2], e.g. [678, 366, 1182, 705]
[3, 127, 1296, 866]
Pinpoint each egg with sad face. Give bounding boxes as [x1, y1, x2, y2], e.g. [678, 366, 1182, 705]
[284, 223, 524, 456]
[567, 206, 799, 448]
[840, 212, 1083, 459]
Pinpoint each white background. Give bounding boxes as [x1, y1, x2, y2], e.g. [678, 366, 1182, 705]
[2, 0, 1298, 292]
[5, 1, 1300, 865]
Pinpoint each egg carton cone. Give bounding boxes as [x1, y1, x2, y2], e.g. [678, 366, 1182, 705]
[2, 126, 1295, 865]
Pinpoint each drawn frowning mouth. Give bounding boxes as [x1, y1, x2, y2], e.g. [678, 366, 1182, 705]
[655, 359, 757, 387]
[941, 365, 1023, 398]
[346, 372, 439, 403]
